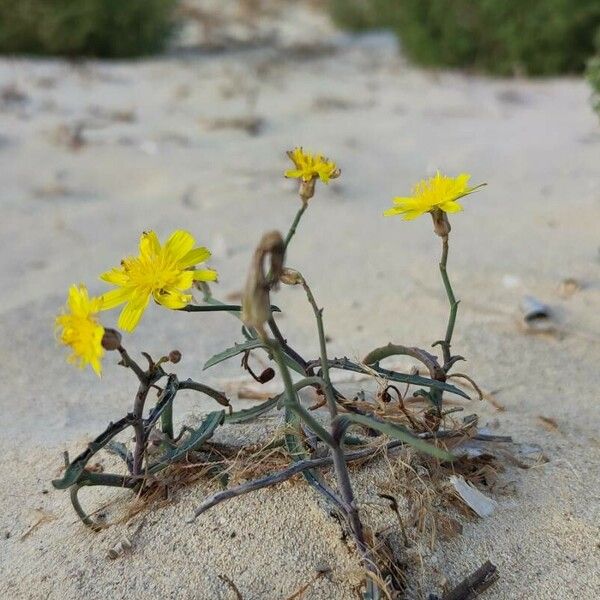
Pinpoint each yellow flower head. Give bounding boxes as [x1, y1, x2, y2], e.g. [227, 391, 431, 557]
[384, 171, 484, 220]
[55, 284, 105, 376]
[285, 147, 340, 184]
[99, 230, 217, 332]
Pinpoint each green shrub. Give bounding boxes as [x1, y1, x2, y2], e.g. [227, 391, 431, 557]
[0, 0, 178, 58]
[586, 28, 600, 117]
[329, 0, 600, 75]
[587, 54, 600, 117]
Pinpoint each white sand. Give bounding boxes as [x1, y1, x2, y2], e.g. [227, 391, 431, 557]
[1, 2, 599, 598]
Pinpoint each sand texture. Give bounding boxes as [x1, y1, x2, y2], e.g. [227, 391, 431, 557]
[1, 3, 599, 598]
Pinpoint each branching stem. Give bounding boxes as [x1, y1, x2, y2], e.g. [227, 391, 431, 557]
[300, 278, 371, 564]
[132, 381, 151, 476]
[266, 338, 334, 447]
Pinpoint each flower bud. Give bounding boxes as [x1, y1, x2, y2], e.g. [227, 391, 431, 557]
[280, 268, 304, 286]
[101, 328, 122, 351]
[168, 350, 182, 364]
[258, 367, 275, 383]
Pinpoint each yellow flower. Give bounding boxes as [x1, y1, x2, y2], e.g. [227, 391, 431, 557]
[99, 230, 217, 332]
[285, 147, 340, 183]
[55, 284, 105, 376]
[384, 171, 484, 220]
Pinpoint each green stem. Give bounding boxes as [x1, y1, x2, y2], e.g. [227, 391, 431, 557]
[300, 278, 371, 563]
[265, 337, 334, 446]
[284, 202, 308, 250]
[438, 234, 459, 367]
[301, 281, 337, 419]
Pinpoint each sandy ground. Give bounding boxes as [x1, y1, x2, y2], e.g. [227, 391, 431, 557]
[0, 3, 599, 599]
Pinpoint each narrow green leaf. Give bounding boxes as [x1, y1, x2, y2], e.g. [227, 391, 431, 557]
[148, 410, 225, 473]
[225, 397, 279, 424]
[52, 415, 133, 489]
[339, 413, 455, 461]
[328, 358, 470, 399]
[203, 338, 266, 370]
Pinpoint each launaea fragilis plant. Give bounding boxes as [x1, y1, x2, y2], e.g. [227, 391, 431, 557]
[285, 147, 340, 184]
[55, 284, 105, 376]
[384, 171, 484, 220]
[99, 230, 217, 332]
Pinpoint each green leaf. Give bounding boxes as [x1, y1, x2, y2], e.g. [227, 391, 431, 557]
[106, 441, 131, 465]
[203, 338, 266, 370]
[328, 358, 470, 399]
[225, 397, 279, 424]
[52, 415, 133, 489]
[148, 410, 225, 473]
[281, 352, 306, 376]
[338, 413, 455, 461]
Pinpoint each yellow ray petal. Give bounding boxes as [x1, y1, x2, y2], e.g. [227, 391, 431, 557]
[99, 287, 131, 310]
[165, 230, 195, 261]
[192, 268, 218, 282]
[139, 230, 161, 259]
[118, 297, 150, 332]
[178, 247, 211, 269]
[100, 267, 128, 286]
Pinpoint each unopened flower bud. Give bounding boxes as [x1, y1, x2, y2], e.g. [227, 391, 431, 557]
[280, 268, 304, 286]
[258, 367, 275, 383]
[101, 328, 122, 351]
[168, 350, 182, 364]
[431, 208, 451, 238]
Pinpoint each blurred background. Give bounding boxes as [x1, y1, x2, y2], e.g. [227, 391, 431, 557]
[1, 2, 599, 598]
[1, 0, 599, 465]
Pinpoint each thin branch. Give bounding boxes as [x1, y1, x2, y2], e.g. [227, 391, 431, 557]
[132, 381, 151, 476]
[190, 427, 494, 519]
[117, 346, 147, 382]
[179, 304, 280, 313]
[447, 373, 484, 401]
[178, 379, 231, 408]
[190, 444, 378, 519]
